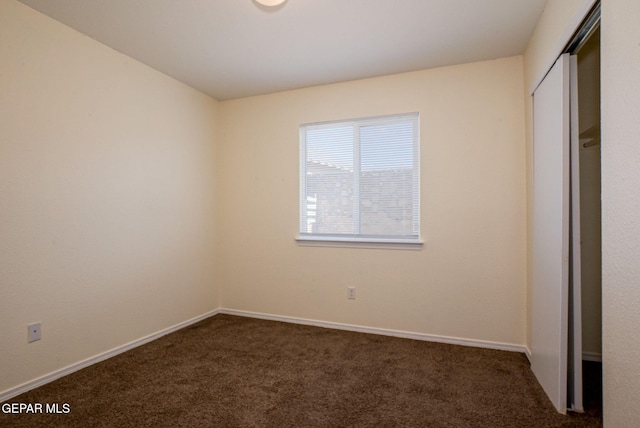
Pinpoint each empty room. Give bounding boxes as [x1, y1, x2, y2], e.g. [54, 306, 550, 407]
[1, 0, 638, 426]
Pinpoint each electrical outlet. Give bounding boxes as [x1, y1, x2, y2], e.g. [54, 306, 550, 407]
[28, 322, 41, 343]
[347, 286, 356, 300]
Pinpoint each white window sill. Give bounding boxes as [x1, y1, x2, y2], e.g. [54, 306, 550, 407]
[295, 236, 423, 250]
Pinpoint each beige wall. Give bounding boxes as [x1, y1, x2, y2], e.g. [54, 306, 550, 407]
[523, 0, 596, 94]
[0, 0, 219, 395]
[601, 0, 640, 425]
[218, 56, 527, 347]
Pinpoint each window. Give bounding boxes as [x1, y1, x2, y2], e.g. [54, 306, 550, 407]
[298, 113, 421, 247]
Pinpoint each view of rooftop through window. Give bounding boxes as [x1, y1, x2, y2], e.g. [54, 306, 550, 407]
[300, 113, 419, 241]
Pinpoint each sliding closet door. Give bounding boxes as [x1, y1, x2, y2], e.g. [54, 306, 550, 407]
[531, 53, 570, 414]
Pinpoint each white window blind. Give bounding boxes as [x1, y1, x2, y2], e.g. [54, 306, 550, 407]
[299, 113, 420, 244]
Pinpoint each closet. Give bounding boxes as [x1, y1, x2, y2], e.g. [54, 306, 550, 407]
[530, 3, 601, 415]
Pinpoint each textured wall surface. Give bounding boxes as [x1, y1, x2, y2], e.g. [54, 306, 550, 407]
[0, 0, 219, 395]
[601, 0, 640, 425]
[218, 56, 527, 347]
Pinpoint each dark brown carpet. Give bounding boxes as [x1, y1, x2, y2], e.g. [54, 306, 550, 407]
[1, 314, 602, 427]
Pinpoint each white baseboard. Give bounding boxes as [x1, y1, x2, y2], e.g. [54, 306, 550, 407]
[0, 309, 221, 403]
[2, 307, 530, 402]
[218, 308, 528, 354]
[524, 346, 533, 363]
[521, 347, 601, 364]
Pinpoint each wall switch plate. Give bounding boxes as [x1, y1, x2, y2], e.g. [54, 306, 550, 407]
[347, 286, 356, 300]
[28, 322, 41, 343]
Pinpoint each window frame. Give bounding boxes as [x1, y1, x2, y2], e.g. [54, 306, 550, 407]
[297, 113, 422, 250]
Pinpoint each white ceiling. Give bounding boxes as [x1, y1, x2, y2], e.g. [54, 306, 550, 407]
[18, 0, 548, 101]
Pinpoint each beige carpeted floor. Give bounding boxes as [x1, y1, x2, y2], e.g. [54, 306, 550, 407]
[1, 314, 602, 427]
